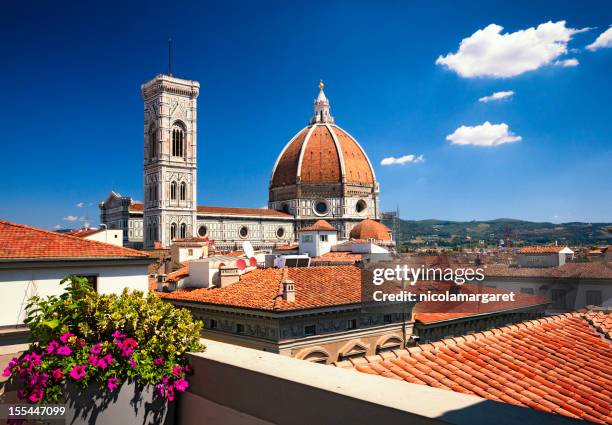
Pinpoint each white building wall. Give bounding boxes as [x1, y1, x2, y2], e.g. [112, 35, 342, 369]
[0, 264, 149, 327]
[83, 229, 123, 247]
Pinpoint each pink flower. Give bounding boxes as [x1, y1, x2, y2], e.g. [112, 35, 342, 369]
[69, 365, 86, 380]
[88, 355, 98, 366]
[2, 366, 11, 377]
[173, 377, 189, 392]
[112, 330, 126, 341]
[29, 352, 42, 367]
[107, 377, 119, 391]
[78, 340, 85, 346]
[90, 343, 102, 355]
[59, 332, 75, 343]
[154, 384, 165, 397]
[171, 365, 182, 377]
[153, 357, 164, 366]
[51, 369, 63, 381]
[97, 354, 113, 369]
[56, 346, 72, 356]
[47, 341, 59, 354]
[129, 357, 137, 369]
[28, 388, 44, 403]
[117, 338, 138, 357]
[183, 365, 192, 374]
[166, 386, 175, 402]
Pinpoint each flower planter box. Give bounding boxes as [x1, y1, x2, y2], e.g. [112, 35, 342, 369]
[64, 380, 175, 425]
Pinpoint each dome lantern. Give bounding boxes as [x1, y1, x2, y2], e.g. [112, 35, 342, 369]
[310, 80, 334, 124]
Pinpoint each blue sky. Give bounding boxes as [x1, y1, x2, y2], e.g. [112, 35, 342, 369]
[1, 0, 611, 229]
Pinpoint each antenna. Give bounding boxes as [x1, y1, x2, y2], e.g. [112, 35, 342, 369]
[168, 38, 173, 77]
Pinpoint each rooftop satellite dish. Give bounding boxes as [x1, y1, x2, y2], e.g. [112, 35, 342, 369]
[236, 259, 247, 270]
[242, 241, 255, 259]
[249, 257, 257, 267]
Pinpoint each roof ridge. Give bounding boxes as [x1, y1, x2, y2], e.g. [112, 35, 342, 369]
[0, 219, 147, 257]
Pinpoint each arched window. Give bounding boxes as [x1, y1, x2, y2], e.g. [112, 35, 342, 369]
[170, 223, 177, 240]
[180, 182, 187, 201]
[180, 223, 187, 239]
[148, 125, 157, 159]
[171, 122, 186, 158]
[170, 181, 177, 200]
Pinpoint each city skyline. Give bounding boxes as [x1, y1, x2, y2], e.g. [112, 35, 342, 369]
[1, 0, 611, 230]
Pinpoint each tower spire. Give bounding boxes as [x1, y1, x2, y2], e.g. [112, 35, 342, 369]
[310, 80, 334, 124]
[168, 38, 173, 77]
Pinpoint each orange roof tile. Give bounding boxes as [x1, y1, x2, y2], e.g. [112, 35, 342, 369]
[196, 205, 291, 218]
[301, 220, 336, 232]
[167, 266, 189, 283]
[155, 265, 362, 311]
[484, 262, 612, 279]
[519, 246, 568, 254]
[274, 244, 299, 251]
[311, 252, 364, 264]
[129, 202, 144, 212]
[0, 219, 148, 260]
[350, 219, 392, 241]
[347, 312, 612, 424]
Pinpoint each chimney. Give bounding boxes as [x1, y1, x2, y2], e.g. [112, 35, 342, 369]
[156, 274, 166, 291]
[281, 268, 296, 302]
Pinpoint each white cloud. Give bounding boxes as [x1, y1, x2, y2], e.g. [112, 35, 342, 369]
[51, 224, 62, 230]
[478, 90, 515, 103]
[554, 58, 579, 67]
[587, 26, 612, 51]
[436, 21, 586, 78]
[63, 215, 79, 222]
[380, 154, 425, 166]
[76, 202, 85, 208]
[446, 122, 522, 147]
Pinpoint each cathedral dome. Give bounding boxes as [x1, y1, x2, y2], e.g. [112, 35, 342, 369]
[270, 82, 376, 189]
[349, 219, 392, 241]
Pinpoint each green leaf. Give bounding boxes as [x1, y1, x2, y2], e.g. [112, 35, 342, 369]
[42, 319, 60, 329]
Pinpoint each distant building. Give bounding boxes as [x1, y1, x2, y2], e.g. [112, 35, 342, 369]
[68, 227, 123, 247]
[100, 75, 386, 250]
[298, 220, 338, 258]
[0, 220, 151, 328]
[516, 245, 574, 268]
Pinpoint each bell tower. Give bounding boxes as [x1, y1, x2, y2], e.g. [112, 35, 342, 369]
[141, 74, 200, 248]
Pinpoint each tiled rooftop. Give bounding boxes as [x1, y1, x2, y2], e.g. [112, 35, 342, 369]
[196, 205, 292, 218]
[301, 220, 336, 232]
[519, 246, 568, 254]
[341, 312, 612, 424]
[349, 219, 392, 241]
[311, 251, 364, 263]
[155, 265, 362, 311]
[0, 219, 148, 260]
[483, 262, 612, 279]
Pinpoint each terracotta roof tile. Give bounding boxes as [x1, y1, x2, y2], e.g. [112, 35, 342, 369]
[301, 220, 336, 232]
[0, 219, 148, 260]
[345, 312, 612, 424]
[196, 205, 291, 218]
[349, 219, 392, 241]
[519, 246, 568, 254]
[484, 262, 612, 279]
[155, 265, 362, 311]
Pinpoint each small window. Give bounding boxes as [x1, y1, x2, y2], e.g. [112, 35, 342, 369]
[520, 288, 534, 295]
[236, 324, 245, 334]
[209, 319, 217, 329]
[347, 319, 357, 330]
[586, 290, 602, 306]
[188, 249, 193, 255]
[302, 235, 313, 243]
[239, 226, 249, 238]
[383, 314, 393, 324]
[304, 325, 316, 337]
[79, 275, 98, 292]
[356, 199, 367, 213]
[170, 223, 177, 240]
[180, 182, 187, 201]
[320, 234, 328, 242]
[180, 223, 187, 239]
[170, 181, 177, 200]
[276, 227, 285, 238]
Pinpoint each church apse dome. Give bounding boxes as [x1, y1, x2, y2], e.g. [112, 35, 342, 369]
[269, 81, 380, 238]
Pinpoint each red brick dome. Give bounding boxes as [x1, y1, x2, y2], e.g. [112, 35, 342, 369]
[270, 123, 375, 188]
[350, 219, 392, 241]
[270, 82, 376, 190]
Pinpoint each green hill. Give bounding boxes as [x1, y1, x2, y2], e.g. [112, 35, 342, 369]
[382, 218, 612, 247]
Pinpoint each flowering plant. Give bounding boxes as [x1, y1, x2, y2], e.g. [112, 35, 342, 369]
[3, 276, 203, 404]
